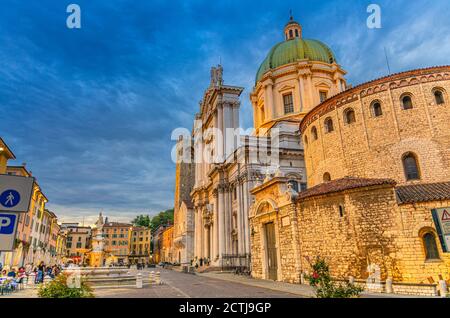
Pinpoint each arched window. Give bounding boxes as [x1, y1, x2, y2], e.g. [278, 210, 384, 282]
[344, 108, 356, 124]
[289, 30, 293, 39]
[401, 95, 413, 110]
[295, 29, 299, 38]
[371, 101, 383, 117]
[422, 232, 440, 260]
[323, 172, 331, 182]
[402, 152, 420, 181]
[324, 118, 334, 133]
[433, 89, 445, 105]
[311, 126, 318, 140]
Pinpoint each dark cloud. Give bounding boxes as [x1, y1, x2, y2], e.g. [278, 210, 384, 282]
[1, 0, 449, 221]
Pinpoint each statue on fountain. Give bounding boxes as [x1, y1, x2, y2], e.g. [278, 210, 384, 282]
[89, 212, 107, 267]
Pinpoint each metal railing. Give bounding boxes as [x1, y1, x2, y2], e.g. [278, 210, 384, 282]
[220, 254, 251, 275]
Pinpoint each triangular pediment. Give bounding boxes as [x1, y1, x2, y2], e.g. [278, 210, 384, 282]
[315, 81, 331, 89]
[278, 84, 295, 92]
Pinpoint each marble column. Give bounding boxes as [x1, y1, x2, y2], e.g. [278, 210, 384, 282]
[232, 104, 239, 150]
[194, 208, 199, 257]
[209, 227, 213, 259]
[223, 188, 228, 255]
[200, 209, 204, 258]
[307, 74, 315, 108]
[236, 180, 243, 255]
[252, 102, 258, 130]
[213, 193, 219, 259]
[203, 223, 208, 259]
[298, 76, 305, 112]
[264, 83, 274, 121]
[243, 181, 250, 254]
[197, 207, 203, 259]
[217, 104, 224, 162]
[225, 188, 231, 254]
[223, 104, 233, 159]
[198, 208, 202, 258]
[218, 189, 225, 260]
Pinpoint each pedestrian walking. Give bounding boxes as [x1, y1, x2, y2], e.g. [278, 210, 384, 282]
[37, 261, 45, 284]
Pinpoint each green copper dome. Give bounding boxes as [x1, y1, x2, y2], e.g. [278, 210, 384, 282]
[256, 38, 337, 83]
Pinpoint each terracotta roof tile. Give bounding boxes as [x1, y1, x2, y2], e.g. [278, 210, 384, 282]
[396, 182, 450, 204]
[297, 177, 396, 200]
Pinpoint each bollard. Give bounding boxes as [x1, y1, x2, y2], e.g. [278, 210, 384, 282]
[136, 273, 143, 289]
[155, 271, 161, 285]
[28, 273, 36, 287]
[149, 271, 155, 285]
[439, 280, 448, 298]
[44, 275, 53, 285]
[385, 277, 393, 294]
[348, 276, 355, 285]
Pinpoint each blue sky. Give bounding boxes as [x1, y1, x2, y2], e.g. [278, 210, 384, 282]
[1, 0, 450, 224]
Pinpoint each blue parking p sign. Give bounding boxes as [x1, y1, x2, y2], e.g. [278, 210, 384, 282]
[0, 213, 19, 251]
[0, 214, 16, 234]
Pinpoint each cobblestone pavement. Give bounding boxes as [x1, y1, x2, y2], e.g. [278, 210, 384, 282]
[94, 268, 301, 298]
[197, 272, 316, 297]
[0, 288, 38, 298]
[197, 272, 427, 298]
[2, 268, 430, 298]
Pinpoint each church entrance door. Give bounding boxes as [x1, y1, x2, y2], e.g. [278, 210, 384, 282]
[264, 222, 278, 281]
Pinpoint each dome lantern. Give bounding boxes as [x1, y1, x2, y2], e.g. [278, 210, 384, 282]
[284, 11, 302, 40]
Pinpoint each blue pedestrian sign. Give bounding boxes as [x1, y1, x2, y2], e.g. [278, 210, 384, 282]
[0, 190, 21, 208]
[0, 175, 34, 213]
[0, 214, 16, 234]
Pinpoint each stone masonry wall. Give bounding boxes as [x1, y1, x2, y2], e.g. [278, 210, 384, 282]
[297, 185, 400, 280]
[301, 67, 450, 187]
[251, 181, 450, 286]
[393, 200, 450, 284]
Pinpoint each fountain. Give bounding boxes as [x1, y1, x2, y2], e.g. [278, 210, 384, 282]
[63, 213, 137, 287]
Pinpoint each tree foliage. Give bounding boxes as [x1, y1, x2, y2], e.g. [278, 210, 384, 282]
[132, 208, 174, 232]
[131, 215, 151, 227]
[150, 209, 174, 231]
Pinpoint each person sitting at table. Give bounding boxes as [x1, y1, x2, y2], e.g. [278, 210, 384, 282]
[17, 267, 25, 276]
[7, 268, 16, 278]
[16, 267, 26, 283]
